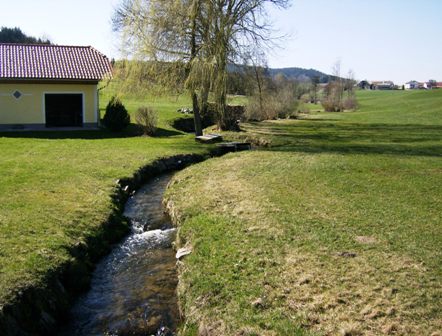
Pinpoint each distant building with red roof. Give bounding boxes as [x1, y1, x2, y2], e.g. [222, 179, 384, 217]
[0, 43, 112, 130]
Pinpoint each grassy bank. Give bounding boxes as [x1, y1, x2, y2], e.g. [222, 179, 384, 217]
[165, 90, 442, 335]
[0, 91, 207, 308]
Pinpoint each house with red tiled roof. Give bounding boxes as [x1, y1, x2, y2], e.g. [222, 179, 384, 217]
[0, 43, 112, 130]
[429, 82, 442, 89]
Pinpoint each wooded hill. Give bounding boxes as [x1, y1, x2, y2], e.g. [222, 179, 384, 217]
[268, 67, 332, 83]
[0, 27, 51, 44]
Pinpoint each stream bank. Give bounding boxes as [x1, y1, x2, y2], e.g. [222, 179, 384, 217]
[0, 153, 209, 336]
[59, 173, 179, 336]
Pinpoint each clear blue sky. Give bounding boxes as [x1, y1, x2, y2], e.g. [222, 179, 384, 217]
[267, 0, 442, 83]
[1, 0, 441, 84]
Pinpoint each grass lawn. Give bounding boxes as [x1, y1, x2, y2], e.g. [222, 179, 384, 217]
[0, 89, 209, 307]
[165, 90, 442, 335]
[309, 89, 442, 125]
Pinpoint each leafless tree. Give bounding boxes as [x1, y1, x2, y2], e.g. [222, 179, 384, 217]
[113, 0, 291, 131]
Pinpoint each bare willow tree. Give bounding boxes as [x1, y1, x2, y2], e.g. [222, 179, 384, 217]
[202, 0, 291, 129]
[322, 61, 358, 112]
[113, 0, 291, 132]
[113, 0, 207, 135]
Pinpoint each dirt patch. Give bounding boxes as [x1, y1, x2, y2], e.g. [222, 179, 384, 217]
[355, 236, 378, 244]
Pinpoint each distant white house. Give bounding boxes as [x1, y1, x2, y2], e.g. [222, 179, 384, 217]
[405, 81, 418, 89]
[404, 80, 428, 90]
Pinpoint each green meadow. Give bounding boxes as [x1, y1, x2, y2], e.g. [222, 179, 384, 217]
[0, 89, 441, 335]
[165, 89, 442, 335]
[0, 90, 207, 306]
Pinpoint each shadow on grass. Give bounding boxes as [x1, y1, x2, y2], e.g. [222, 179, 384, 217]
[154, 127, 184, 137]
[0, 124, 184, 140]
[244, 121, 442, 157]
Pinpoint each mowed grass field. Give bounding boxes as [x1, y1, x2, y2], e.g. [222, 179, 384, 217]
[0, 89, 206, 306]
[165, 90, 442, 335]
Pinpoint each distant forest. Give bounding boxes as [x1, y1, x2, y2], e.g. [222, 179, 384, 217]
[226, 64, 332, 96]
[268, 67, 332, 83]
[0, 27, 51, 44]
[228, 64, 331, 83]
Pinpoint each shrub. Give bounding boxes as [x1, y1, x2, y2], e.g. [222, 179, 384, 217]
[245, 95, 275, 121]
[321, 96, 343, 112]
[245, 96, 265, 121]
[135, 106, 158, 136]
[321, 96, 358, 112]
[245, 90, 299, 121]
[343, 96, 359, 111]
[300, 93, 311, 103]
[102, 96, 130, 131]
[275, 87, 297, 119]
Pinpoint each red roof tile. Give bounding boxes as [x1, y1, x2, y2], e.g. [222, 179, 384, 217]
[0, 43, 112, 81]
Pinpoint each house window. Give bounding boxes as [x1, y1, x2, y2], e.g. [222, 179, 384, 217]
[13, 90, 22, 99]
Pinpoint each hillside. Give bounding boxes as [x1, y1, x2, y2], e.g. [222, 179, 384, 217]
[227, 64, 332, 83]
[269, 67, 332, 83]
[0, 27, 51, 44]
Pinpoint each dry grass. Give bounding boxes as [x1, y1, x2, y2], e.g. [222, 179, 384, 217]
[282, 250, 439, 335]
[165, 90, 442, 335]
[166, 148, 441, 335]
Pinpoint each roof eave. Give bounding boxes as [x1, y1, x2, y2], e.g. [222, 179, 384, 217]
[0, 78, 105, 85]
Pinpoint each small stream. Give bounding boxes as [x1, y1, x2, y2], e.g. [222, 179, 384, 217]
[60, 173, 179, 336]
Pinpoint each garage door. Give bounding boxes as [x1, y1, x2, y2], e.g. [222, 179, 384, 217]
[45, 93, 83, 127]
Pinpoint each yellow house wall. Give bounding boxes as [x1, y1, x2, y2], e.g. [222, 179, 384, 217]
[0, 83, 98, 125]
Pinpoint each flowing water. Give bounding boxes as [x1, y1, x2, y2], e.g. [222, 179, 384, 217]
[60, 173, 179, 336]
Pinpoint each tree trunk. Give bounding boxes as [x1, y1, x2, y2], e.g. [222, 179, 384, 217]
[189, 0, 203, 136]
[254, 66, 264, 115]
[214, 45, 228, 130]
[200, 76, 210, 124]
[215, 67, 227, 130]
[192, 91, 203, 136]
